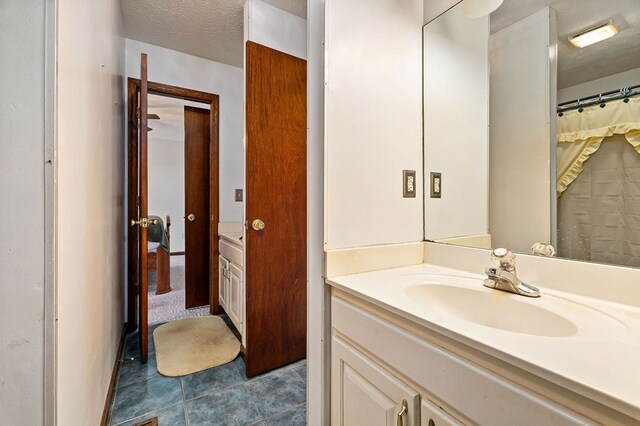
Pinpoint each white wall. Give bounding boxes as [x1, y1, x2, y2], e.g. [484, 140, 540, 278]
[0, 1, 52, 423]
[149, 137, 186, 252]
[325, 0, 424, 250]
[489, 7, 555, 252]
[558, 67, 640, 103]
[424, 0, 460, 24]
[125, 39, 245, 223]
[307, 0, 327, 422]
[244, 0, 307, 60]
[423, 2, 489, 241]
[56, 0, 125, 424]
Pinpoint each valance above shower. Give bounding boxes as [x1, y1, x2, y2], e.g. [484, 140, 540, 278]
[556, 96, 640, 195]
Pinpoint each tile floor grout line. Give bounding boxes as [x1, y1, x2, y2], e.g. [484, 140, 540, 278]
[262, 402, 306, 424]
[111, 401, 184, 426]
[182, 380, 245, 403]
[244, 382, 267, 423]
[180, 376, 190, 426]
[115, 371, 159, 391]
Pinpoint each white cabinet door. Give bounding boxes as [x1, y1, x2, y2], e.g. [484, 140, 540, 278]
[332, 336, 419, 426]
[219, 255, 229, 309]
[421, 399, 464, 426]
[227, 262, 243, 333]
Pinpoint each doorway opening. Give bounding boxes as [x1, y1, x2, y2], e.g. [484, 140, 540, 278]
[145, 95, 215, 325]
[126, 79, 221, 343]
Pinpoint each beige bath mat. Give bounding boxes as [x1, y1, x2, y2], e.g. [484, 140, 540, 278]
[153, 316, 240, 376]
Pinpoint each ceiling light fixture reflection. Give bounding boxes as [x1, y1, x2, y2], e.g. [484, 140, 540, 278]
[463, 0, 504, 18]
[569, 22, 618, 48]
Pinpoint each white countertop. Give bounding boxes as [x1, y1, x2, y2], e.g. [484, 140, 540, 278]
[327, 263, 640, 421]
[219, 231, 243, 247]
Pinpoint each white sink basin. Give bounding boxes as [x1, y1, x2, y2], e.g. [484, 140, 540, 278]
[392, 274, 627, 339]
[404, 284, 577, 337]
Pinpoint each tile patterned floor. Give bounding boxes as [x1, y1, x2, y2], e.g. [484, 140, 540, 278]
[108, 319, 307, 426]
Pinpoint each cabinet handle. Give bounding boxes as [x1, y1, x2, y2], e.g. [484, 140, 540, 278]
[396, 400, 408, 426]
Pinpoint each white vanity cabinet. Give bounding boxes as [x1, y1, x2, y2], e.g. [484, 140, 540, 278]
[331, 293, 595, 426]
[227, 262, 243, 334]
[420, 399, 463, 426]
[332, 336, 419, 426]
[219, 255, 229, 308]
[219, 234, 244, 337]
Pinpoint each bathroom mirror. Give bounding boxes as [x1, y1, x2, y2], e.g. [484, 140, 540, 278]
[423, 0, 640, 267]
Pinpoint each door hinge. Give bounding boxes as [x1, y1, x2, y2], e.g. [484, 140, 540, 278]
[135, 284, 140, 295]
[136, 107, 140, 119]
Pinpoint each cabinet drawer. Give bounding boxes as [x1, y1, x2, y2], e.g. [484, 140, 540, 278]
[421, 399, 463, 426]
[219, 239, 242, 267]
[331, 296, 593, 426]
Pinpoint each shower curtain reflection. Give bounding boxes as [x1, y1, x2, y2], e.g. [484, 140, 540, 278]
[557, 134, 640, 267]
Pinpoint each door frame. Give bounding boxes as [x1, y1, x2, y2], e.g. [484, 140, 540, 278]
[126, 78, 220, 332]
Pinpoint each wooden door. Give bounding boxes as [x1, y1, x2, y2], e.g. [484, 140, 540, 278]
[137, 53, 150, 362]
[184, 106, 211, 308]
[245, 41, 307, 376]
[331, 337, 419, 426]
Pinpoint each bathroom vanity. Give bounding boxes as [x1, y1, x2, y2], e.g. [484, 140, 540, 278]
[218, 230, 244, 340]
[319, 0, 640, 423]
[327, 260, 640, 425]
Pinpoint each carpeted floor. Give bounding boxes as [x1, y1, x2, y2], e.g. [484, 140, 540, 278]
[148, 255, 209, 325]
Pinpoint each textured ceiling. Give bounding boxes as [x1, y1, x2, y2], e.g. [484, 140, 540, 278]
[120, 0, 306, 68]
[553, 0, 640, 89]
[491, 0, 640, 89]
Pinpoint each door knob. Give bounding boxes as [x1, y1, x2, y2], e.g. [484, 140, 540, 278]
[187, 213, 195, 222]
[252, 219, 265, 231]
[130, 218, 157, 227]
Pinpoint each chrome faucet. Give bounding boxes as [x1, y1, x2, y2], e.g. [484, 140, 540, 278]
[484, 248, 540, 297]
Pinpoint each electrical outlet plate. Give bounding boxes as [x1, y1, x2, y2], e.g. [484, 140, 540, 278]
[235, 189, 243, 202]
[430, 172, 442, 198]
[403, 170, 416, 198]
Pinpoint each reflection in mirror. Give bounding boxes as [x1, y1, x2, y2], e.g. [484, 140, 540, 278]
[423, 0, 640, 268]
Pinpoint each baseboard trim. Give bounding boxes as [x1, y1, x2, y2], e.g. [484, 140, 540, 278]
[101, 324, 126, 426]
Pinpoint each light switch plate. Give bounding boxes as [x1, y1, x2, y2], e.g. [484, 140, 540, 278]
[403, 170, 416, 198]
[430, 172, 442, 198]
[235, 189, 243, 202]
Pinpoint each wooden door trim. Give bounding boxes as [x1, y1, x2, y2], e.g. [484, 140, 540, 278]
[126, 78, 221, 333]
[139, 53, 149, 362]
[126, 78, 139, 332]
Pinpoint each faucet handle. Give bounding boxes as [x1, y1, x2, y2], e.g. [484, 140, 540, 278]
[491, 248, 516, 272]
